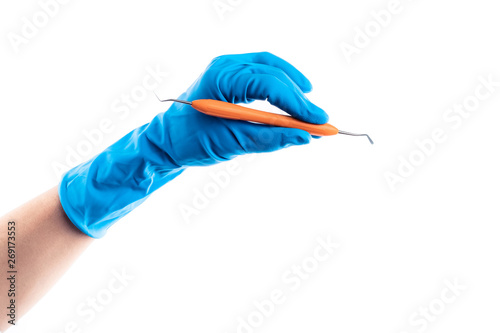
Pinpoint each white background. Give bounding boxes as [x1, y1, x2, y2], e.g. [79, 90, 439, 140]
[1, 0, 499, 332]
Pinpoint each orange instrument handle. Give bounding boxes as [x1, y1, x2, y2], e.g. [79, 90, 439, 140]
[191, 99, 338, 136]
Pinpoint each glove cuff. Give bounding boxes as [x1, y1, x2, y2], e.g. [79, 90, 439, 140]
[58, 122, 185, 238]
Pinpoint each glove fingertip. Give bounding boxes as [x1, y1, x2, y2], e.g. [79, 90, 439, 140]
[302, 102, 330, 125]
[301, 79, 313, 93]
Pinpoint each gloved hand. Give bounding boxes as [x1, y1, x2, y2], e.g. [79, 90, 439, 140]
[59, 52, 329, 238]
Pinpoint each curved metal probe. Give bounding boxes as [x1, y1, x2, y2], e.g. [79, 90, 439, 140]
[154, 93, 373, 144]
[338, 130, 374, 144]
[154, 92, 192, 105]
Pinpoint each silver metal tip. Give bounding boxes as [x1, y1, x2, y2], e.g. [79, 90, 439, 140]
[153, 92, 192, 105]
[153, 91, 162, 101]
[338, 130, 374, 145]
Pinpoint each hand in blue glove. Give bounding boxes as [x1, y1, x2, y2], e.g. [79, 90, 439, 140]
[59, 52, 329, 238]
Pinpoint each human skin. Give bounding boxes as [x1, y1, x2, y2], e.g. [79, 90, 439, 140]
[0, 187, 93, 332]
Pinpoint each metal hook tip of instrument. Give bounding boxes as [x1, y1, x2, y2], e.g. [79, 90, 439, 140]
[338, 130, 374, 144]
[153, 92, 192, 105]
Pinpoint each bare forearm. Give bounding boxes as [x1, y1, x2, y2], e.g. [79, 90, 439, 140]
[0, 187, 93, 331]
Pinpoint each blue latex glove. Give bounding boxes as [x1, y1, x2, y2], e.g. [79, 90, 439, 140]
[59, 52, 329, 238]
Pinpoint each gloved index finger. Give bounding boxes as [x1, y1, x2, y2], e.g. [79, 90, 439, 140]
[236, 72, 329, 125]
[237, 52, 314, 93]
